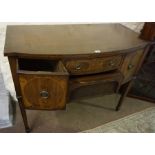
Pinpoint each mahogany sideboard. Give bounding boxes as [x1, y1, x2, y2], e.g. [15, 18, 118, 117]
[4, 24, 150, 132]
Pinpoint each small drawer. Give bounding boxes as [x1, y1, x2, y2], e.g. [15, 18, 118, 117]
[65, 55, 122, 75]
[17, 59, 69, 110]
[121, 50, 144, 83]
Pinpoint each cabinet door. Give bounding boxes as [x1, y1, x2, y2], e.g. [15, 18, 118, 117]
[121, 50, 144, 84]
[19, 74, 68, 110]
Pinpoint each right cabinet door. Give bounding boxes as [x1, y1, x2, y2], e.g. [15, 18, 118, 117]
[121, 49, 144, 84]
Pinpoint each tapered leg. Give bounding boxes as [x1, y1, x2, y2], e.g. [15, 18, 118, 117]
[8, 57, 31, 132]
[115, 80, 133, 111]
[17, 97, 31, 133]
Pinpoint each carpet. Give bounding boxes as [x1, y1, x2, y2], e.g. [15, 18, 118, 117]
[83, 107, 155, 133]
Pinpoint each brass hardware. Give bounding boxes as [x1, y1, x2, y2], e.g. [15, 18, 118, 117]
[109, 61, 115, 66]
[128, 64, 134, 70]
[40, 90, 49, 99]
[75, 64, 81, 70]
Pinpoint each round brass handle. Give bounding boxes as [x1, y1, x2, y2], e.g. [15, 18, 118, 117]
[128, 64, 134, 70]
[109, 61, 115, 66]
[75, 64, 81, 70]
[40, 90, 49, 99]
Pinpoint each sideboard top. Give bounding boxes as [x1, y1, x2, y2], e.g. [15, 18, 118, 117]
[4, 24, 148, 57]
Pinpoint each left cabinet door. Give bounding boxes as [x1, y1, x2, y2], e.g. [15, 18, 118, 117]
[17, 59, 69, 110]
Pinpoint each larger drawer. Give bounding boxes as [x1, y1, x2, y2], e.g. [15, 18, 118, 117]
[17, 59, 69, 110]
[65, 55, 122, 75]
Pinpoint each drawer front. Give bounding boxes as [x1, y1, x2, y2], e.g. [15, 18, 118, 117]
[19, 74, 68, 110]
[65, 56, 122, 75]
[121, 50, 144, 83]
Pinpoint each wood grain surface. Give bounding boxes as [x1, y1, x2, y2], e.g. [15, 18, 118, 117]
[4, 24, 150, 132]
[4, 24, 147, 57]
[65, 55, 122, 75]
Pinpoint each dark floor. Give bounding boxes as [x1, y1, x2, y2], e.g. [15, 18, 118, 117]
[0, 94, 154, 133]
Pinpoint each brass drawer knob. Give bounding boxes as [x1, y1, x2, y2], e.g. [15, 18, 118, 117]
[128, 64, 134, 70]
[40, 90, 49, 99]
[75, 64, 81, 70]
[109, 61, 115, 66]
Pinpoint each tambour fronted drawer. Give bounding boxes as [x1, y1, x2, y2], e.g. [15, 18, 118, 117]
[17, 59, 69, 110]
[65, 55, 122, 75]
